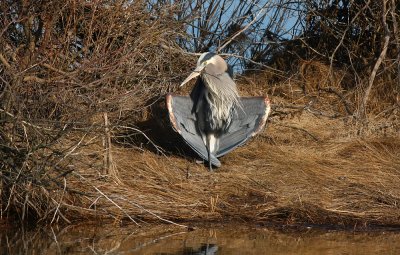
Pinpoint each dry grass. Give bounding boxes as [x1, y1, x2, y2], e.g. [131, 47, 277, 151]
[1, 0, 399, 228]
[54, 111, 400, 228]
[2, 44, 399, 228]
[49, 71, 400, 228]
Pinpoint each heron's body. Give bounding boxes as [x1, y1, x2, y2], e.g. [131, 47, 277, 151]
[166, 52, 271, 170]
[190, 64, 238, 154]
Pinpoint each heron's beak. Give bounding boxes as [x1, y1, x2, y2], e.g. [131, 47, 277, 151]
[180, 65, 205, 87]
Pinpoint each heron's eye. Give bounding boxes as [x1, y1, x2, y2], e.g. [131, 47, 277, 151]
[203, 61, 208, 65]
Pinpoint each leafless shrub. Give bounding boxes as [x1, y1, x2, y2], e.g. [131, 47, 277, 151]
[0, 0, 190, 222]
[261, 0, 400, 119]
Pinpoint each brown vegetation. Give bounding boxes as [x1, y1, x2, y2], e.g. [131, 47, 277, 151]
[0, 0, 399, 229]
[41, 73, 398, 228]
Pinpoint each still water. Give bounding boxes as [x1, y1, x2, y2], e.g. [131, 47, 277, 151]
[1, 223, 400, 254]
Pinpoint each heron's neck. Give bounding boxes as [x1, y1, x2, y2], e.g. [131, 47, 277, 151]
[203, 76, 240, 121]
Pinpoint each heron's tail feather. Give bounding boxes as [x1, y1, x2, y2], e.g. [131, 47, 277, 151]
[166, 94, 221, 167]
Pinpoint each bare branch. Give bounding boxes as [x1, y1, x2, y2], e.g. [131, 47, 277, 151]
[217, 6, 267, 52]
[359, 0, 391, 119]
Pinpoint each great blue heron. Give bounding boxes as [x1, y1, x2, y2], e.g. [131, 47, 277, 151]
[166, 52, 270, 171]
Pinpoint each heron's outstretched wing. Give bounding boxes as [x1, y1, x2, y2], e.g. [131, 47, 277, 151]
[216, 97, 271, 157]
[166, 94, 221, 167]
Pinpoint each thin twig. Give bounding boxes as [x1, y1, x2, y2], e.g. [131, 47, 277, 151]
[51, 177, 68, 224]
[120, 197, 188, 228]
[320, 87, 353, 115]
[0, 108, 52, 131]
[92, 185, 140, 226]
[116, 125, 165, 155]
[218, 7, 267, 52]
[328, 0, 372, 72]
[275, 123, 320, 141]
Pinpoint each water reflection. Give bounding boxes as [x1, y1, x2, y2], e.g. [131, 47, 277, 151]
[176, 243, 218, 255]
[1, 223, 400, 254]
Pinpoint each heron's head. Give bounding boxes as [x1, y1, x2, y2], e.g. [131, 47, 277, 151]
[180, 52, 227, 87]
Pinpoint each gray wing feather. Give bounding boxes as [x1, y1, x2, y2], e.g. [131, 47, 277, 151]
[166, 94, 270, 165]
[216, 97, 270, 157]
[167, 95, 221, 167]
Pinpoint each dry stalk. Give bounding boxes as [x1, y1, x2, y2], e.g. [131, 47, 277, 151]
[92, 185, 140, 226]
[103, 113, 112, 174]
[274, 123, 320, 142]
[121, 198, 188, 228]
[210, 195, 219, 213]
[50, 178, 69, 224]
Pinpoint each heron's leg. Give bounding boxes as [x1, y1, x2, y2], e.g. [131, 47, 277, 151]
[207, 145, 213, 171]
[205, 134, 214, 171]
